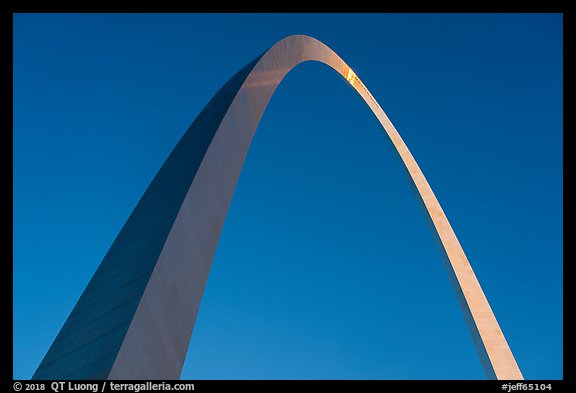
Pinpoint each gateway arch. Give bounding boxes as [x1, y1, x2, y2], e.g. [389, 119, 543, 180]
[32, 35, 523, 380]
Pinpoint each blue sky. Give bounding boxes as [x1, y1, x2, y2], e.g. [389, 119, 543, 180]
[13, 13, 562, 379]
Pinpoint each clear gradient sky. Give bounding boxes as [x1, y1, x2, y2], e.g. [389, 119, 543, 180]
[13, 13, 562, 379]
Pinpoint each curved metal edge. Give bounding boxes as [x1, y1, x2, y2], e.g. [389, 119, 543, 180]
[34, 34, 522, 380]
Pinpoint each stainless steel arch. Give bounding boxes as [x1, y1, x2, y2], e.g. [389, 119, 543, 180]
[33, 35, 522, 380]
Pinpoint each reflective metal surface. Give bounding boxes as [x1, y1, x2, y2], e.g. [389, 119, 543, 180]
[34, 35, 522, 380]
